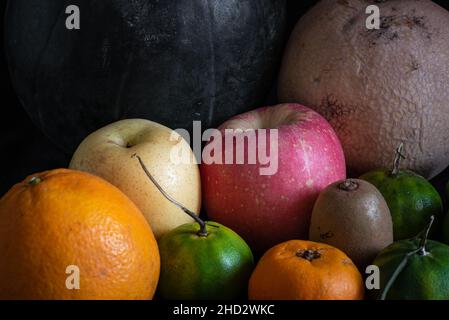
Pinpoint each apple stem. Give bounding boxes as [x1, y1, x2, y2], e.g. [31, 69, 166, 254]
[132, 154, 208, 237]
[391, 143, 405, 175]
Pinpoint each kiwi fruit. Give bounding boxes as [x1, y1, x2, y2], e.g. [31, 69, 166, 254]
[309, 179, 393, 270]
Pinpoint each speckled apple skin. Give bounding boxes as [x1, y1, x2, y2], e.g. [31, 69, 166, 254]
[201, 104, 346, 253]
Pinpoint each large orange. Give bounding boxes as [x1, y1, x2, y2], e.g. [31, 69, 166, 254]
[0, 169, 160, 300]
[248, 240, 364, 300]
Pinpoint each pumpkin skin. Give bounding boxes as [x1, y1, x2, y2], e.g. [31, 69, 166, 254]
[372, 238, 449, 300]
[5, 0, 286, 153]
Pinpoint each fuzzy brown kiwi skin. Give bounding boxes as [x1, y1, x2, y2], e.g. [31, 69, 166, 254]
[309, 179, 393, 270]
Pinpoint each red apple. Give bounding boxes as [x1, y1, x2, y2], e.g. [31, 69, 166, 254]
[201, 104, 346, 253]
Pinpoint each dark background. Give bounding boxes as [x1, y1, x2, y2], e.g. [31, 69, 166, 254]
[1, 0, 449, 198]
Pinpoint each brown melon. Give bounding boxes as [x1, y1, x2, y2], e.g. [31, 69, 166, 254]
[278, 0, 449, 178]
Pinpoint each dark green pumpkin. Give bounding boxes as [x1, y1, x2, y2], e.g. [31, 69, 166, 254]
[360, 169, 443, 241]
[373, 227, 449, 300]
[5, 0, 286, 153]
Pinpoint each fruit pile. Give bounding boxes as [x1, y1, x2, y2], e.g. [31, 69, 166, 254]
[2, 0, 449, 300]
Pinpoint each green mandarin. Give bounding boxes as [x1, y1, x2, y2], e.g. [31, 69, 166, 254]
[361, 169, 443, 240]
[157, 221, 254, 300]
[373, 237, 449, 300]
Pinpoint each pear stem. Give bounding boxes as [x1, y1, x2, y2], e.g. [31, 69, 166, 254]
[392, 143, 405, 175]
[132, 154, 208, 237]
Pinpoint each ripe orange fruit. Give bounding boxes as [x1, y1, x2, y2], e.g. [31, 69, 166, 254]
[0, 169, 160, 300]
[248, 240, 364, 300]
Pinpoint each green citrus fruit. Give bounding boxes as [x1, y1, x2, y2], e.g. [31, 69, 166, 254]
[360, 169, 443, 240]
[372, 235, 449, 300]
[157, 221, 254, 300]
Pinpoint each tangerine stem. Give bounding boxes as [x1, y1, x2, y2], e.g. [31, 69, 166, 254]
[418, 215, 434, 256]
[378, 215, 435, 300]
[392, 143, 405, 175]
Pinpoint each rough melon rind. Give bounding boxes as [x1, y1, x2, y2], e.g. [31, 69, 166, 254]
[278, 0, 449, 178]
